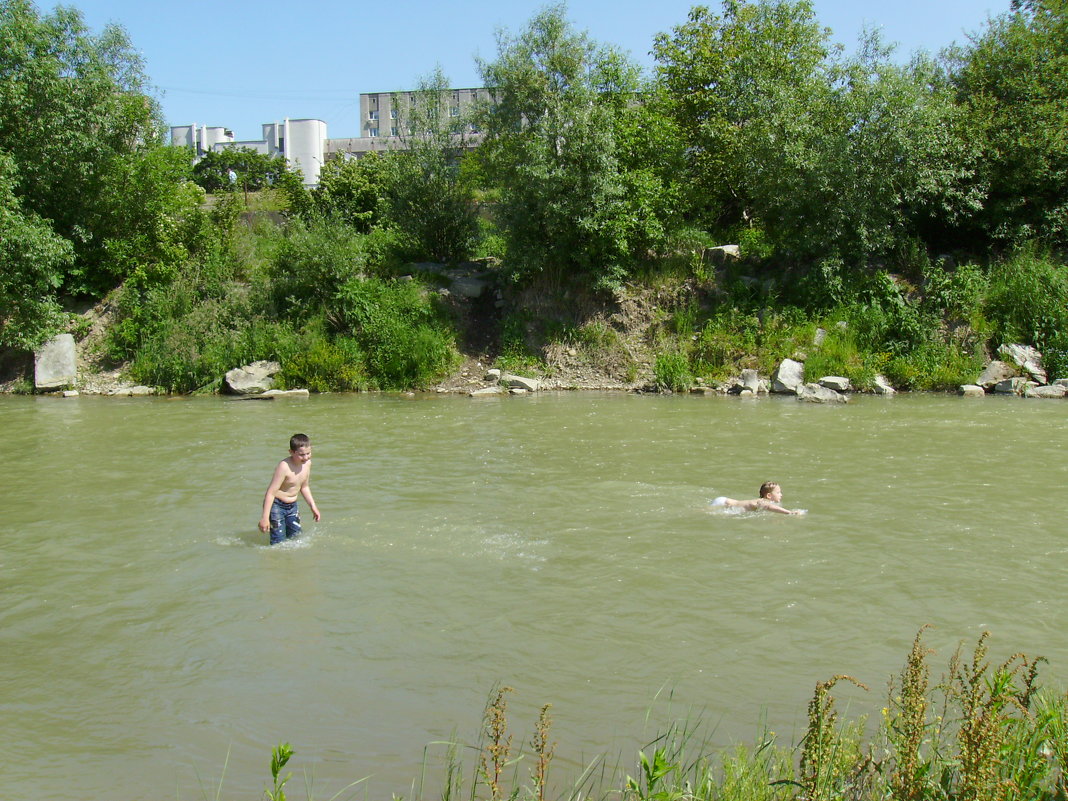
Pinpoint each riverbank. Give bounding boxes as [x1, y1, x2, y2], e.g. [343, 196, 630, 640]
[9, 255, 1068, 401]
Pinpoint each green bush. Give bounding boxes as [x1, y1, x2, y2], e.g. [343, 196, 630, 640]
[277, 329, 367, 392]
[127, 305, 297, 394]
[333, 277, 458, 389]
[801, 326, 881, 390]
[690, 308, 760, 377]
[654, 351, 692, 392]
[270, 218, 367, 317]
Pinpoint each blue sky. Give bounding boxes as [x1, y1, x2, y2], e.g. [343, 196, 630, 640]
[60, 0, 1006, 140]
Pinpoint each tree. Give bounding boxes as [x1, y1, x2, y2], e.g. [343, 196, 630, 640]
[653, 0, 834, 232]
[0, 152, 73, 348]
[0, 0, 165, 291]
[191, 147, 299, 194]
[743, 35, 980, 263]
[303, 152, 388, 232]
[477, 5, 677, 287]
[382, 67, 479, 264]
[950, 0, 1068, 246]
[654, 0, 980, 265]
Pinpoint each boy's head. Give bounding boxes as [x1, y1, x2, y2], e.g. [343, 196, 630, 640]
[290, 433, 311, 452]
[759, 481, 780, 499]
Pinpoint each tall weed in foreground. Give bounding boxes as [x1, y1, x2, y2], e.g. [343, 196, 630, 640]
[479, 686, 514, 801]
[884, 626, 943, 801]
[265, 743, 294, 801]
[236, 632, 1068, 801]
[795, 676, 870, 801]
[946, 632, 1047, 801]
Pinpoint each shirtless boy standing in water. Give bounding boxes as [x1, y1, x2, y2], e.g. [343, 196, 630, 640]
[259, 433, 321, 544]
[712, 482, 801, 515]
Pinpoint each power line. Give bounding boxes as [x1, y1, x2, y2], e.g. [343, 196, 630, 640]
[156, 84, 355, 102]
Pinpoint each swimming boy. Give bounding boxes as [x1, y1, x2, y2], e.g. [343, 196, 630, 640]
[711, 482, 801, 515]
[259, 433, 321, 544]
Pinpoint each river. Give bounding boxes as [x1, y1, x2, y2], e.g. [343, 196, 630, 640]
[4, 391, 1066, 800]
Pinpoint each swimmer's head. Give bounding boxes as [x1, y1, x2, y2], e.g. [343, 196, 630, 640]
[759, 482, 782, 501]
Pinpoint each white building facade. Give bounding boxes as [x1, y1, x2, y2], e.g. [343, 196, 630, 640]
[171, 87, 488, 184]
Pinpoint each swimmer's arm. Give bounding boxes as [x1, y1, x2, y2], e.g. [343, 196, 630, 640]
[300, 468, 321, 521]
[764, 502, 800, 515]
[259, 461, 287, 532]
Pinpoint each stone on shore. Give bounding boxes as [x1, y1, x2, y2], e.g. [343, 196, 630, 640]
[111, 385, 155, 396]
[1024, 384, 1066, 398]
[977, 360, 1019, 389]
[261, 388, 310, 398]
[994, 377, 1032, 395]
[34, 333, 77, 390]
[224, 360, 281, 395]
[469, 386, 504, 397]
[997, 343, 1047, 384]
[959, 384, 986, 397]
[872, 375, 896, 395]
[818, 376, 851, 392]
[499, 373, 541, 392]
[771, 358, 804, 394]
[797, 382, 848, 403]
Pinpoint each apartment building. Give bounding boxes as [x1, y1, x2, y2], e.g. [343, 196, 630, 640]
[171, 87, 488, 185]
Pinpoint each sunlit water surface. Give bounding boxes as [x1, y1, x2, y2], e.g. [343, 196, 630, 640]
[4, 391, 1067, 800]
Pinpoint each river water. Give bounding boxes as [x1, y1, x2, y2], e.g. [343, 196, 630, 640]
[4, 391, 1067, 800]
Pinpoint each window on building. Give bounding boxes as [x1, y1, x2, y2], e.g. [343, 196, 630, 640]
[390, 126, 399, 137]
[369, 127, 379, 137]
[368, 110, 378, 120]
[390, 108, 397, 119]
[450, 106, 460, 117]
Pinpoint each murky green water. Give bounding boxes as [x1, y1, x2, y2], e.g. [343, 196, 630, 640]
[4, 391, 1067, 800]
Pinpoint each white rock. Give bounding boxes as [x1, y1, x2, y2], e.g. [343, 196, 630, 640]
[873, 375, 896, 395]
[818, 376, 851, 392]
[771, 359, 805, 394]
[34, 333, 77, 389]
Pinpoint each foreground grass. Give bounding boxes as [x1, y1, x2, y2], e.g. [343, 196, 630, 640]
[249, 629, 1067, 801]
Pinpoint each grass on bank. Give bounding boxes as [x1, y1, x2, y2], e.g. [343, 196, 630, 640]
[245, 629, 1066, 801]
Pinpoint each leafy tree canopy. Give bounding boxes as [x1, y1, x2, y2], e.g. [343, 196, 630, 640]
[477, 4, 677, 287]
[950, 0, 1068, 245]
[0, 0, 166, 286]
[191, 147, 300, 194]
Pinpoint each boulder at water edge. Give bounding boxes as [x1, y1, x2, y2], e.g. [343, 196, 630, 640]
[959, 384, 986, 397]
[34, 333, 77, 390]
[771, 358, 804, 394]
[977, 360, 1019, 389]
[997, 343, 1047, 384]
[797, 383, 848, 403]
[994, 377, 1032, 395]
[224, 360, 281, 395]
[872, 375, 896, 395]
[499, 373, 541, 392]
[818, 376, 851, 392]
[1024, 384, 1066, 398]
